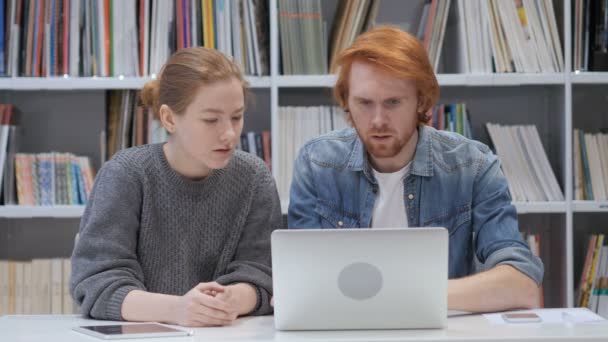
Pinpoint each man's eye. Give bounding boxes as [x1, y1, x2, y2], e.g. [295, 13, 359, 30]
[203, 119, 218, 124]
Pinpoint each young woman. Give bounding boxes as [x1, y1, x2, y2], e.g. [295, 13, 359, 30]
[70, 47, 281, 327]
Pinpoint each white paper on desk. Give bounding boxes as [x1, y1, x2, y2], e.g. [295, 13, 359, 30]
[448, 310, 472, 317]
[484, 308, 606, 325]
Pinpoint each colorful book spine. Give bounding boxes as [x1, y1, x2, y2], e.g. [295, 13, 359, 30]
[36, 153, 54, 206]
[69, 159, 79, 205]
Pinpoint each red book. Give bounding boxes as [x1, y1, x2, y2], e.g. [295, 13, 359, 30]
[262, 130, 271, 170]
[139, 0, 145, 75]
[62, 0, 69, 75]
[176, 0, 184, 50]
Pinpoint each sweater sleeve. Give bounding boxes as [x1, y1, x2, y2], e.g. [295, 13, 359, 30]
[215, 164, 282, 316]
[70, 159, 146, 321]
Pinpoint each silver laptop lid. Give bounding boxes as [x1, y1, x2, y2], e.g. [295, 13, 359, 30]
[272, 228, 448, 330]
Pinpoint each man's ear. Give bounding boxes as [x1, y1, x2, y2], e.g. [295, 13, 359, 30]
[343, 107, 353, 126]
[417, 96, 425, 114]
[159, 104, 177, 134]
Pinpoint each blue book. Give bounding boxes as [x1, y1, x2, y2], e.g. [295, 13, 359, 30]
[74, 162, 86, 205]
[70, 160, 80, 205]
[51, 0, 56, 75]
[465, 110, 474, 140]
[580, 131, 594, 200]
[182, 0, 188, 47]
[32, 1, 40, 74]
[213, 0, 219, 48]
[37, 155, 55, 206]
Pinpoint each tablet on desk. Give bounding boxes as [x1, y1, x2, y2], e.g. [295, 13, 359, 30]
[72, 323, 192, 340]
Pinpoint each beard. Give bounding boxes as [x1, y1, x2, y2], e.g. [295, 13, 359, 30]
[353, 124, 409, 159]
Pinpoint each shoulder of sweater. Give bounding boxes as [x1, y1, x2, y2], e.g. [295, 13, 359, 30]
[104, 145, 157, 179]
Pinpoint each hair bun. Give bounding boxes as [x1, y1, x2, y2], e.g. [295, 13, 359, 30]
[140, 79, 161, 120]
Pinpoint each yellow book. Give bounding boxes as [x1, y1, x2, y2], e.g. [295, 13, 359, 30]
[584, 234, 605, 307]
[8, 261, 16, 314]
[202, 0, 215, 49]
[208, 0, 215, 49]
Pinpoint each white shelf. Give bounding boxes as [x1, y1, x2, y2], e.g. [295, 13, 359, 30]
[0, 73, 565, 90]
[572, 201, 608, 212]
[276, 75, 337, 87]
[571, 72, 608, 84]
[0, 76, 271, 90]
[513, 201, 567, 214]
[0, 205, 85, 218]
[275, 74, 565, 88]
[438, 73, 565, 86]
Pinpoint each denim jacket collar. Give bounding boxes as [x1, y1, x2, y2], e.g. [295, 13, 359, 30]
[347, 125, 435, 180]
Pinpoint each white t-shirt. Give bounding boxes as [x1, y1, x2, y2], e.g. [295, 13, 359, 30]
[371, 162, 411, 228]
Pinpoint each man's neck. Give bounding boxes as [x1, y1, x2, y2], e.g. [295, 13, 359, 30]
[370, 128, 419, 173]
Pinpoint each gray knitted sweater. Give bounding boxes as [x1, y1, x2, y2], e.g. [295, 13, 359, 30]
[70, 144, 282, 320]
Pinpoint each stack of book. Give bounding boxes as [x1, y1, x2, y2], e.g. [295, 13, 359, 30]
[428, 103, 474, 139]
[0, 104, 18, 205]
[573, 129, 608, 201]
[455, 0, 562, 73]
[417, 0, 451, 71]
[573, 0, 608, 71]
[12, 152, 94, 206]
[0, 258, 75, 315]
[0, 0, 269, 77]
[277, 106, 348, 199]
[521, 230, 544, 308]
[328, 0, 380, 73]
[238, 130, 271, 170]
[486, 123, 564, 202]
[578, 234, 608, 318]
[278, 0, 328, 74]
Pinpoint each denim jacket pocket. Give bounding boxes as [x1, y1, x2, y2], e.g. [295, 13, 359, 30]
[422, 204, 471, 236]
[315, 199, 360, 228]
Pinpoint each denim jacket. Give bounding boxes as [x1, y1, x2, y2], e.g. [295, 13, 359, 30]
[288, 125, 544, 284]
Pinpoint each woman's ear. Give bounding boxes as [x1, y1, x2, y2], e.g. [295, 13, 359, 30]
[159, 104, 176, 134]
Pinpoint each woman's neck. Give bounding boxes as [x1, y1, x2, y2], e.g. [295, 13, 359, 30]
[162, 140, 211, 180]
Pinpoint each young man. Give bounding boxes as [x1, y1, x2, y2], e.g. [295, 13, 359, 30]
[288, 26, 543, 313]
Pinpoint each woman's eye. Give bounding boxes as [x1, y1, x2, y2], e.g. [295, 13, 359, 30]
[232, 116, 243, 121]
[203, 119, 218, 124]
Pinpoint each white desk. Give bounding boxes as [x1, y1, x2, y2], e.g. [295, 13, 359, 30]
[2, 309, 608, 342]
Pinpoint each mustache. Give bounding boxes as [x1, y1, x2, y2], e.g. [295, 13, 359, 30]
[368, 128, 394, 135]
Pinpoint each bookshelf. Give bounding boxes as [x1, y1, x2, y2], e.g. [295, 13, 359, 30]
[0, 76, 271, 90]
[275, 74, 566, 88]
[1, 0, 608, 313]
[573, 201, 608, 213]
[0, 205, 85, 219]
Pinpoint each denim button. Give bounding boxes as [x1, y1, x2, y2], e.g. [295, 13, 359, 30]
[408, 194, 414, 200]
[338, 220, 344, 227]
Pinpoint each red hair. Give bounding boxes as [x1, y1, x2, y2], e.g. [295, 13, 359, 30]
[333, 25, 439, 123]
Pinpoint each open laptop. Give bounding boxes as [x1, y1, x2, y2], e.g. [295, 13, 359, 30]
[271, 228, 448, 331]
